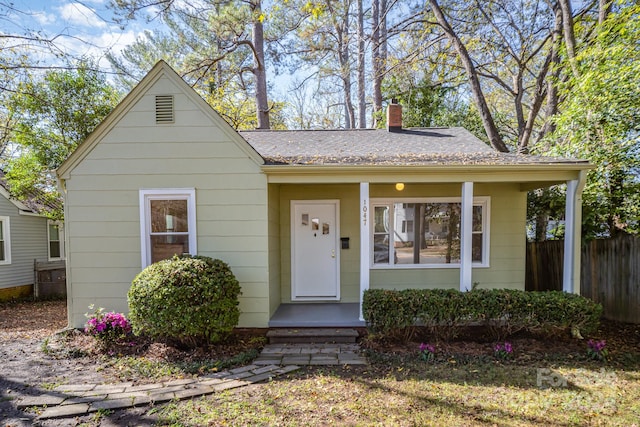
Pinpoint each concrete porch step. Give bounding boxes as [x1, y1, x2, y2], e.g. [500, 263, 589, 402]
[266, 328, 359, 344]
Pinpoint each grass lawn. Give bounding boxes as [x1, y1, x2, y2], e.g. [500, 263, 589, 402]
[150, 351, 640, 426]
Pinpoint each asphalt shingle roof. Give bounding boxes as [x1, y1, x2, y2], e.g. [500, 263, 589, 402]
[0, 170, 62, 215]
[239, 127, 587, 166]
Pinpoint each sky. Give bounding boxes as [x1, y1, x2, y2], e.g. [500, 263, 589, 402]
[5, 0, 163, 70]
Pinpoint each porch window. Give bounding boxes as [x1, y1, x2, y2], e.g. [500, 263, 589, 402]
[47, 221, 64, 260]
[0, 216, 10, 264]
[139, 189, 197, 268]
[371, 197, 489, 268]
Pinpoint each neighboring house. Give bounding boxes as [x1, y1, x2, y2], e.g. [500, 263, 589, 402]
[57, 61, 591, 329]
[0, 171, 65, 301]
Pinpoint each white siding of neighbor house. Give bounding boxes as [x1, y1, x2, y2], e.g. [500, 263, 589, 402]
[0, 195, 49, 289]
[64, 73, 270, 328]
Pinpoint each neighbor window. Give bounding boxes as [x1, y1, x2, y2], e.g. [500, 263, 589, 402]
[371, 197, 489, 268]
[47, 221, 65, 260]
[139, 189, 197, 268]
[0, 216, 10, 265]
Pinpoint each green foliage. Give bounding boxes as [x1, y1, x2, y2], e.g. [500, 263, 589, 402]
[539, 2, 640, 238]
[128, 255, 241, 348]
[9, 60, 119, 169]
[363, 289, 602, 341]
[4, 61, 119, 218]
[203, 81, 287, 130]
[382, 75, 448, 128]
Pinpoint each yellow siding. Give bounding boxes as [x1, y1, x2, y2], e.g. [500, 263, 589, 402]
[0, 284, 32, 301]
[268, 184, 281, 316]
[65, 74, 269, 328]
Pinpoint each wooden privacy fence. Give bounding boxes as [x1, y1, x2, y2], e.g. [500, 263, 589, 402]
[526, 235, 640, 323]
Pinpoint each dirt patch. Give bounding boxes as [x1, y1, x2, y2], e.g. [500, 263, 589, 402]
[0, 300, 266, 426]
[362, 320, 640, 361]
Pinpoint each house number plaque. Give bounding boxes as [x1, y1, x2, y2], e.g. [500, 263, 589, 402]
[362, 202, 367, 226]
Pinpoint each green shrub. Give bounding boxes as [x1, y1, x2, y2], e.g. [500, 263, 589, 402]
[128, 255, 241, 348]
[363, 288, 602, 342]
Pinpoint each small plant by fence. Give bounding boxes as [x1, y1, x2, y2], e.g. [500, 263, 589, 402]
[526, 234, 640, 324]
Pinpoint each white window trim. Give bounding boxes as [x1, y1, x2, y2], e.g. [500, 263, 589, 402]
[139, 188, 197, 269]
[370, 196, 490, 269]
[0, 216, 11, 265]
[47, 220, 65, 261]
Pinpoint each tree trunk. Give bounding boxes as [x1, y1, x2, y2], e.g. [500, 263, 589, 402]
[251, 0, 270, 129]
[428, 0, 509, 153]
[371, 0, 382, 126]
[598, 0, 611, 25]
[538, 3, 563, 143]
[518, 51, 552, 153]
[380, 0, 387, 72]
[338, 5, 354, 129]
[559, 0, 579, 78]
[357, 0, 366, 128]
[535, 212, 548, 241]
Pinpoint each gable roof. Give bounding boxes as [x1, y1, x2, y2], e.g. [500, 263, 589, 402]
[240, 128, 589, 166]
[57, 60, 263, 180]
[0, 170, 61, 216]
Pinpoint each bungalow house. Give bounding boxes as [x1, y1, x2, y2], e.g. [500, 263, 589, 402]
[0, 171, 65, 301]
[57, 61, 590, 329]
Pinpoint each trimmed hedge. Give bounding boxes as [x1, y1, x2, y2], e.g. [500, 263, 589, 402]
[128, 255, 241, 348]
[362, 288, 602, 341]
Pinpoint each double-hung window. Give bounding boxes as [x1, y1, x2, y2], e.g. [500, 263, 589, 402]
[0, 216, 10, 265]
[372, 197, 489, 268]
[139, 189, 197, 268]
[47, 221, 64, 260]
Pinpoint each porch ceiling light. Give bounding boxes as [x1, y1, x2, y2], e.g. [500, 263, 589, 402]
[395, 182, 405, 191]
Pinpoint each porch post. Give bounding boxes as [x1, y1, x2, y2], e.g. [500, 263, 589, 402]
[563, 171, 587, 294]
[460, 181, 474, 291]
[359, 182, 370, 321]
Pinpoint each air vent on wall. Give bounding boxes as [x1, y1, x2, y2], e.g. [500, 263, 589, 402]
[155, 95, 174, 123]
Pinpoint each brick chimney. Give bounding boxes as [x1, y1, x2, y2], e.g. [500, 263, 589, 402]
[387, 99, 402, 132]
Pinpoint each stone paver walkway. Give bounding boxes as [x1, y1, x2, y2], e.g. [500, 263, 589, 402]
[17, 343, 367, 420]
[18, 364, 299, 420]
[254, 343, 367, 366]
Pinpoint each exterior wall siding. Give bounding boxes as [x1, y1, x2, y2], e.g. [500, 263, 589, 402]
[0, 196, 49, 291]
[278, 182, 526, 302]
[268, 184, 281, 316]
[65, 74, 270, 328]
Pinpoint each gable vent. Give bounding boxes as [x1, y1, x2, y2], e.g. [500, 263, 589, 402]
[155, 95, 174, 123]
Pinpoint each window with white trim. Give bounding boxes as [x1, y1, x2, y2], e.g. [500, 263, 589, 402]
[139, 189, 197, 268]
[371, 197, 489, 267]
[0, 216, 10, 265]
[47, 221, 65, 260]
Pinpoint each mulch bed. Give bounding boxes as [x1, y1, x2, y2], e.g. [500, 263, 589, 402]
[2, 298, 638, 372]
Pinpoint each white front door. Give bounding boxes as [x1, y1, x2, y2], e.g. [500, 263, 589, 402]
[291, 200, 340, 300]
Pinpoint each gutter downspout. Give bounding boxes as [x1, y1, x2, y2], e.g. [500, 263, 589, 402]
[57, 177, 73, 328]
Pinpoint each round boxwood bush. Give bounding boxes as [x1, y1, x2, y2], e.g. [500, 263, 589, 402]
[128, 255, 241, 348]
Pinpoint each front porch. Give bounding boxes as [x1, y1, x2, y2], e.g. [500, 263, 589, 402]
[269, 303, 366, 327]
